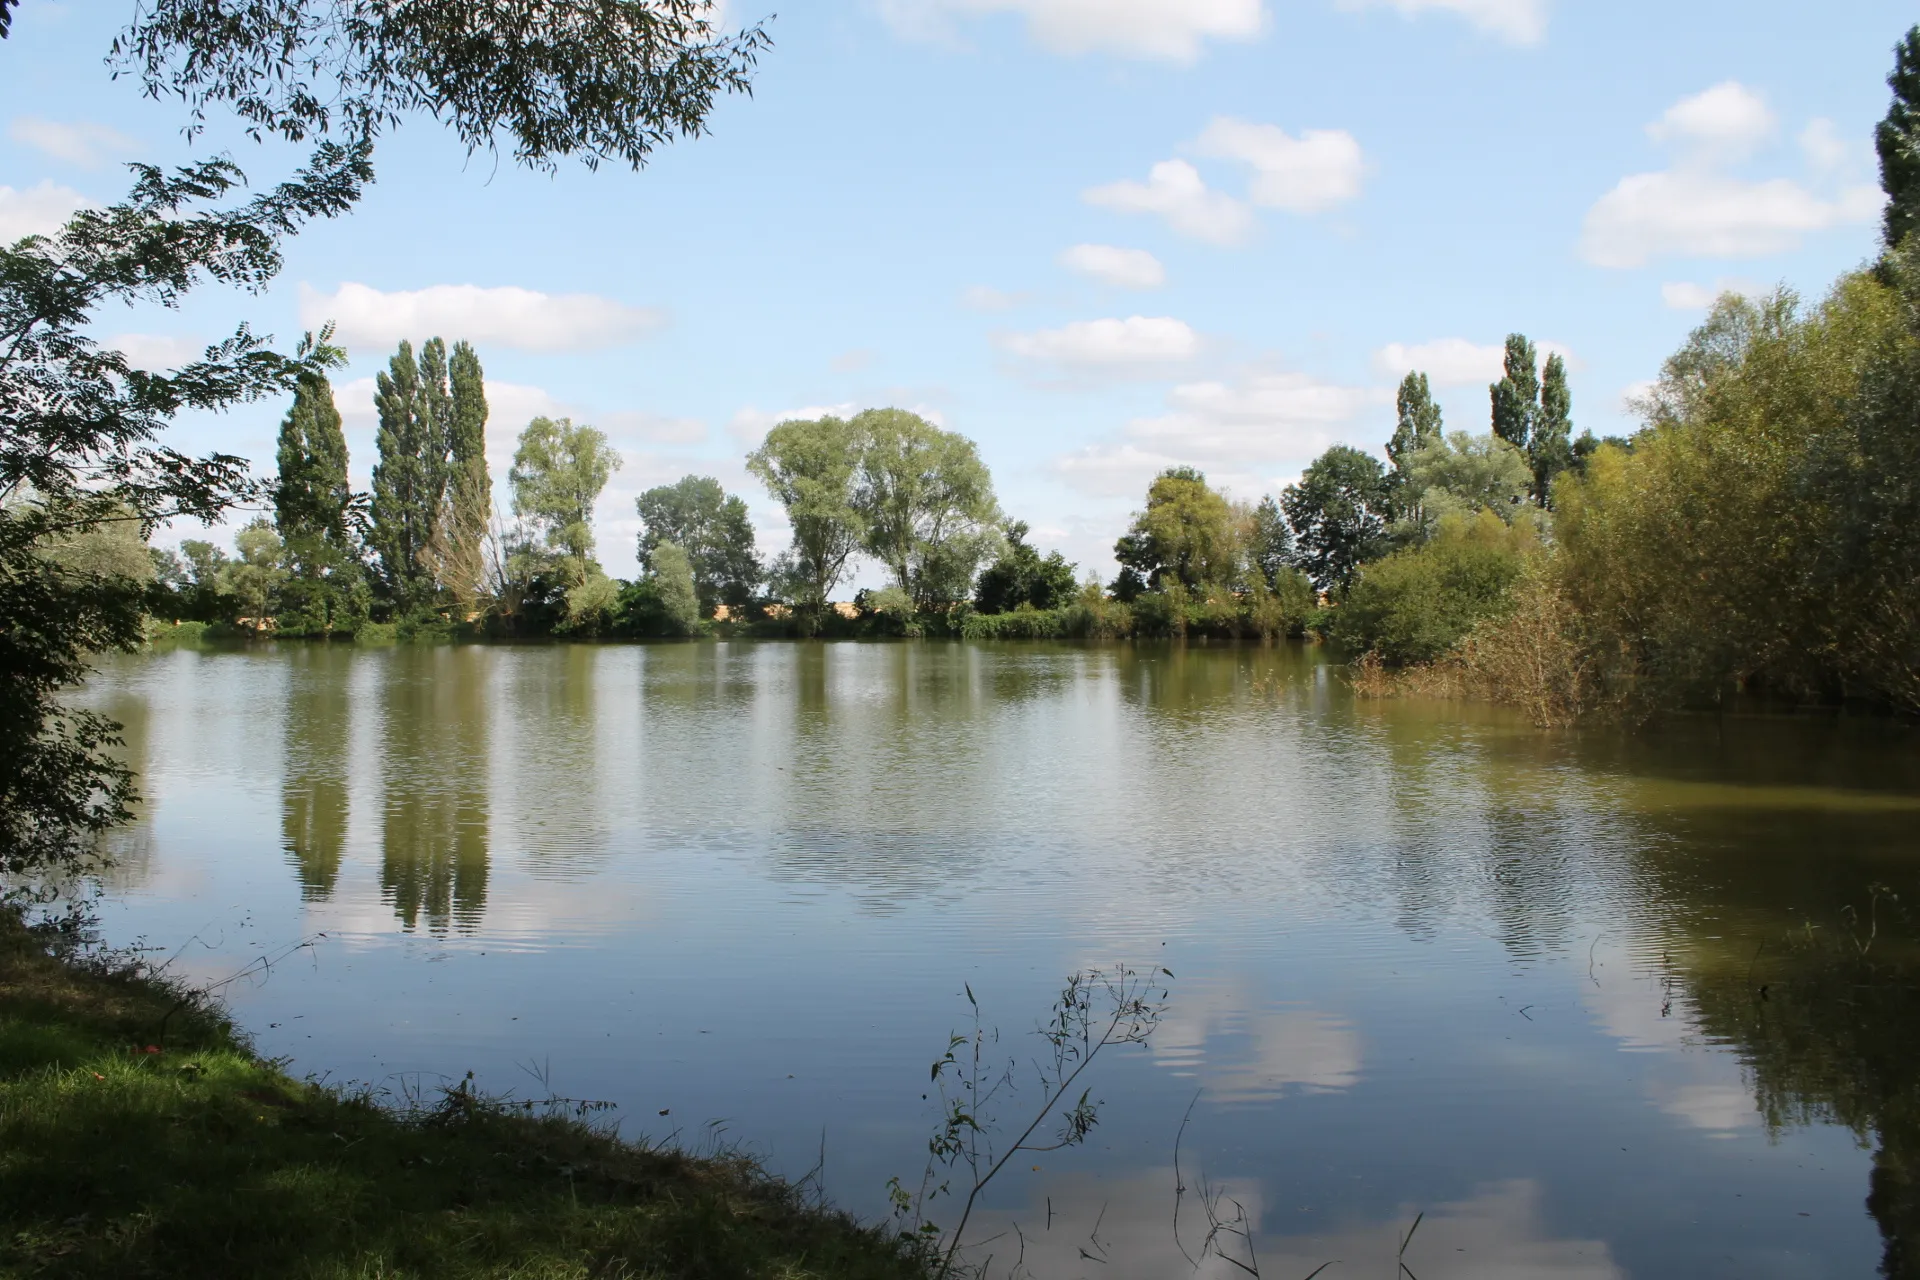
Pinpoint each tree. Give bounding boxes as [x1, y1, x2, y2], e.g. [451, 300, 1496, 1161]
[439, 341, 491, 611]
[225, 517, 288, 625]
[1489, 334, 1539, 455]
[1533, 352, 1574, 505]
[1113, 467, 1240, 595]
[747, 415, 867, 625]
[973, 522, 1078, 614]
[1386, 371, 1444, 473]
[1879, 25, 1920, 250]
[1248, 495, 1294, 590]
[508, 417, 619, 583]
[1281, 446, 1392, 592]
[635, 475, 762, 612]
[854, 409, 1001, 610]
[273, 369, 363, 635]
[648, 541, 701, 635]
[370, 340, 435, 608]
[1397, 431, 1534, 539]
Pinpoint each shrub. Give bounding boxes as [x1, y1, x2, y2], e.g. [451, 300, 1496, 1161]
[1334, 509, 1534, 664]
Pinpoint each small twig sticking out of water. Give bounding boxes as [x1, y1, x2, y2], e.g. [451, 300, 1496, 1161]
[1398, 1210, 1425, 1279]
[1588, 931, 1607, 987]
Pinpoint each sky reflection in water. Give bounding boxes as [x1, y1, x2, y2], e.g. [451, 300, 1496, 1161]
[79, 641, 1920, 1279]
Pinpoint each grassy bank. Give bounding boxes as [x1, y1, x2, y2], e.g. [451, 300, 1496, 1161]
[0, 911, 927, 1279]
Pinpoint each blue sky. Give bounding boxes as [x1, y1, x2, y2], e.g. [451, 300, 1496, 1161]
[2, 0, 1909, 581]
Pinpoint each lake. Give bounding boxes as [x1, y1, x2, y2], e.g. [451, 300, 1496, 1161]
[75, 639, 1920, 1278]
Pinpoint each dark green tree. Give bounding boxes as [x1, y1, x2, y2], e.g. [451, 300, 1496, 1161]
[1248, 495, 1294, 589]
[1490, 334, 1539, 455]
[1533, 353, 1575, 505]
[439, 341, 490, 610]
[635, 475, 763, 612]
[370, 340, 435, 609]
[973, 522, 1078, 614]
[1879, 26, 1920, 250]
[273, 369, 365, 634]
[1386, 371, 1444, 473]
[1281, 446, 1392, 592]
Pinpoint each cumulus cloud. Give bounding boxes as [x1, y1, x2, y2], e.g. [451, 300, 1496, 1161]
[1196, 116, 1366, 213]
[1053, 368, 1383, 496]
[1646, 81, 1776, 161]
[1581, 171, 1881, 269]
[1799, 117, 1857, 175]
[877, 0, 1265, 62]
[1659, 277, 1765, 310]
[1580, 84, 1882, 270]
[9, 117, 137, 169]
[1083, 159, 1255, 246]
[0, 179, 90, 243]
[1001, 315, 1199, 366]
[1371, 337, 1576, 387]
[300, 282, 665, 354]
[1058, 243, 1166, 288]
[1335, 0, 1547, 45]
[727, 402, 860, 448]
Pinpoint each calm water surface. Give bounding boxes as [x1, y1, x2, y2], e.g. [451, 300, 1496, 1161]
[77, 640, 1920, 1279]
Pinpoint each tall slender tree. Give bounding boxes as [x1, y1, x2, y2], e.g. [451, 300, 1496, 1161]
[1879, 25, 1920, 250]
[417, 337, 454, 517]
[1490, 334, 1539, 455]
[1387, 371, 1444, 472]
[1533, 353, 1575, 505]
[273, 369, 364, 634]
[371, 341, 433, 608]
[439, 341, 491, 611]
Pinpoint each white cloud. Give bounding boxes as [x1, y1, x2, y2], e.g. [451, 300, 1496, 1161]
[1658, 277, 1765, 310]
[1372, 337, 1576, 387]
[1799, 117, 1855, 175]
[830, 348, 876, 373]
[1058, 243, 1166, 288]
[1083, 159, 1255, 246]
[0, 179, 90, 243]
[877, 0, 1265, 62]
[299, 282, 665, 354]
[9, 117, 136, 168]
[1053, 367, 1383, 496]
[107, 333, 204, 369]
[1001, 315, 1199, 365]
[959, 284, 1028, 311]
[1580, 170, 1882, 269]
[1196, 116, 1366, 213]
[1335, 0, 1547, 45]
[1646, 81, 1776, 161]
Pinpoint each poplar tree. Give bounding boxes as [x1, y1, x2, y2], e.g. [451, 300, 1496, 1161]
[371, 341, 433, 608]
[273, 370, 364, 634]
[1533, 353, 1575, 505]
[440, 341, 491, 610]
[1386, 371, 1444, 472]
[1489, 334, 1539, 455]
[1879, 25, 1920, 250]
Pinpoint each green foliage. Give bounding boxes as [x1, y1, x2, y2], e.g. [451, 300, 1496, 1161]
[973, 521, 1077, 613]
[855, 409, 1001, 610]
[1391, 430, 1534, 540]
[0, 908, 928, 1280]
[1489, 333, 1538, 454]
[1114, 467, 1241, 595]
[442, 341, 492, 610]
[1534, 353, 1574, 503]
[1282, 446, 1391, 592]
[635, 475, 761, 611]
[369, 338, 492, 613]
[1386, 371, 1444, 474]
[223, 518, 288, 625]
[1334, 509, 1536, 664]
[273, 370, 364, 635]
[747, 415, 867, 627]
[647, 541, 702, 635]
[960, 608, 1071, 640]
[509, 417, 621, 584]
[1247, 495, 1293, 589]
[1880, 26, 1920, 249]
[370, 340, 434, 607]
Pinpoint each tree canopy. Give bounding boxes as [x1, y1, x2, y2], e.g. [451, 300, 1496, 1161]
[636, 475, 762, 612]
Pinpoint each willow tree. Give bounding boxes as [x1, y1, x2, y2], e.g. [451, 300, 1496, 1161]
[854, 408, 1000, 610]
[747, 415, 867, 626]
[509, 417, 621, 584]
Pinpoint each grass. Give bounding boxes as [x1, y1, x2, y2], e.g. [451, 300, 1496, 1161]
[0, 910, 930, 1279]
